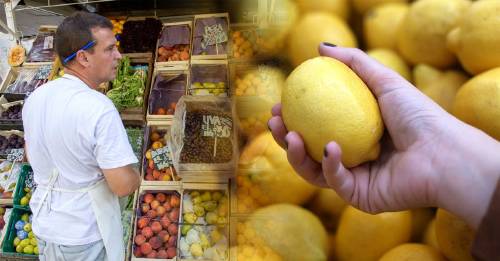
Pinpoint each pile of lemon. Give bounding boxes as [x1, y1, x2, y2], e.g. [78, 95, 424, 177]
[230, 0, 500, 260]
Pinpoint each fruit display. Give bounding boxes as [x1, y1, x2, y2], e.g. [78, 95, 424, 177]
[414, 64, 468, 112]
[0, 161, 20, 199]
[363, 2, 409, 51]
[7, 45, 25, 67]
[367, 48, 411, 81]
[231, 30, 257, 59]
[179, 225, 228, 260]
[11, 212, 38, 255]
[0, 134, 24, 155]
[157, 45, 190, 62]
[452, 67, 500, 140]
[0, 207, 7, 232]
[6, 65, 51, 94]
[435, 209, 475, 261]
[235, 132, 316, 214]
[143, 126, 179, 182]
[148, 72, 187, 117]
[234, 66, 285, 138]
[181, 190, 228, 225]
[156, 23, 191, 63]
[396, 0, 470, 68]
[133, 191, 181, 259]
[0, 104, 22, 122]
[288, 12, 357, 67]
[120, 18, 163, 53]
[14, 165, 35, 209]
[170, 96, 237, 172]
[110, 18, 125, 48]
[189, 63, 229, 97]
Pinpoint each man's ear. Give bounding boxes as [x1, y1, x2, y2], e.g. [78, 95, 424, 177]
[75, 51, 90, 67]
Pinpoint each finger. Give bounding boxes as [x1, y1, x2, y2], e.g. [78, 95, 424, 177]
[268, 116, 288, 149]
[318, 44, 405, 97]
[321, 142, 355, 202]
[271, 103, 282, 117]
[285, 132, 328, 187]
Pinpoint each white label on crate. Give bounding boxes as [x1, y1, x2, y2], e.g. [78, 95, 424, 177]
[7, 148, 24, 162]
[151, 146, 173, 170]
[202, 115, 232, 138]
[201, 24, 228, 49]
[43, 36, 54, 50]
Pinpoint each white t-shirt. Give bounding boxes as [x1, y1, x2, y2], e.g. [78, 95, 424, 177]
[22, 74, 138, 245]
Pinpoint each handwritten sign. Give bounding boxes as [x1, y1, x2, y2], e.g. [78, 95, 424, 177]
[151, 146, 173, 170]
[7, 148, 24, 162]
[201, 24, 228, 50]
[201, 115, 232, 138]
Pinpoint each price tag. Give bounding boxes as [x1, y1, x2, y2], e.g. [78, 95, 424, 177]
[201, 115, 232, 138]
[201, 23, 228, 49]
[7, 148, 24, 162]
[151, 146, 173, 170]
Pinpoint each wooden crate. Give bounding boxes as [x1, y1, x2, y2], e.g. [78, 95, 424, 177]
[141, 121, 182, 187]
[131, 185, 182, 261]
[178, 182, 230, 261]
[155, 21, 193, 68]
[0, 63, 45, 94]
[146, 66, 189, 122]
[191, 13, 230, 61]
[189, 59, 230, 97]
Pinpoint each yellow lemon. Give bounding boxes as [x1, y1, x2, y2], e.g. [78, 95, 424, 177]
[336, 206, 412, 261]
[238, 132, 317, 208]
[288, 12, 357, 67]
[363, 2, 409, 50]
[367, 48, 411, 81]
[424, 218, 440, 250]
[414, 64, 469, 112]
[309, 189, 347, 231]
[452, 67, 500, 140]
[295, 0, 350, 20]
[282, 56, 383, 167]
[435, 209, 475, 261]
[248, 204, 328, 261]
[352, 0, 408, 14]
[396, 0, 471, 68]
[380, 243, 446, 261]
[447, 0, 500, 75]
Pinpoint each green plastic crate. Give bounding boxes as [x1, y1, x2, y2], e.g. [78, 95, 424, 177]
[1, 207, 37, 258]
[13, 164, 33, 211]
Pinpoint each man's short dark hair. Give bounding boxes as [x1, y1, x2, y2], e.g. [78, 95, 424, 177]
[55, 11, 113, 63]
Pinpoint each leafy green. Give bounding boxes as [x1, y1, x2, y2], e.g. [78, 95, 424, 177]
[107, 56, 146, 110]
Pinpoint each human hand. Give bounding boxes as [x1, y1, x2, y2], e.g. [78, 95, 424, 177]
[268, 44, 500, 228]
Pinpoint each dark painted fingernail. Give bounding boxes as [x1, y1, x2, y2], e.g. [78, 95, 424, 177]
[324, 146, 328, 158]
[323, 42, 336, 47]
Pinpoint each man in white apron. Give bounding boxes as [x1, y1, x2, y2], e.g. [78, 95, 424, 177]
[22, 12, 141, 261]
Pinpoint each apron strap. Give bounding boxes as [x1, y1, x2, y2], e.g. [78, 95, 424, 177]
[33, 169, 58, 218]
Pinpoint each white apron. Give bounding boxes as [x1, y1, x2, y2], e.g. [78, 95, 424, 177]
[34, 169, 124, 261]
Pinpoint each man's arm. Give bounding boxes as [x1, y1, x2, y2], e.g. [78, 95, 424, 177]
[102, 165, 140, 197]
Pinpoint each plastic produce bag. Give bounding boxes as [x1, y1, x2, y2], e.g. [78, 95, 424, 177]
[26, 32, 56, 62]
[170, 96, 237, 172]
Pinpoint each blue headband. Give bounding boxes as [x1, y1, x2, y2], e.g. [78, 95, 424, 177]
[62, 40, 96, 64]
